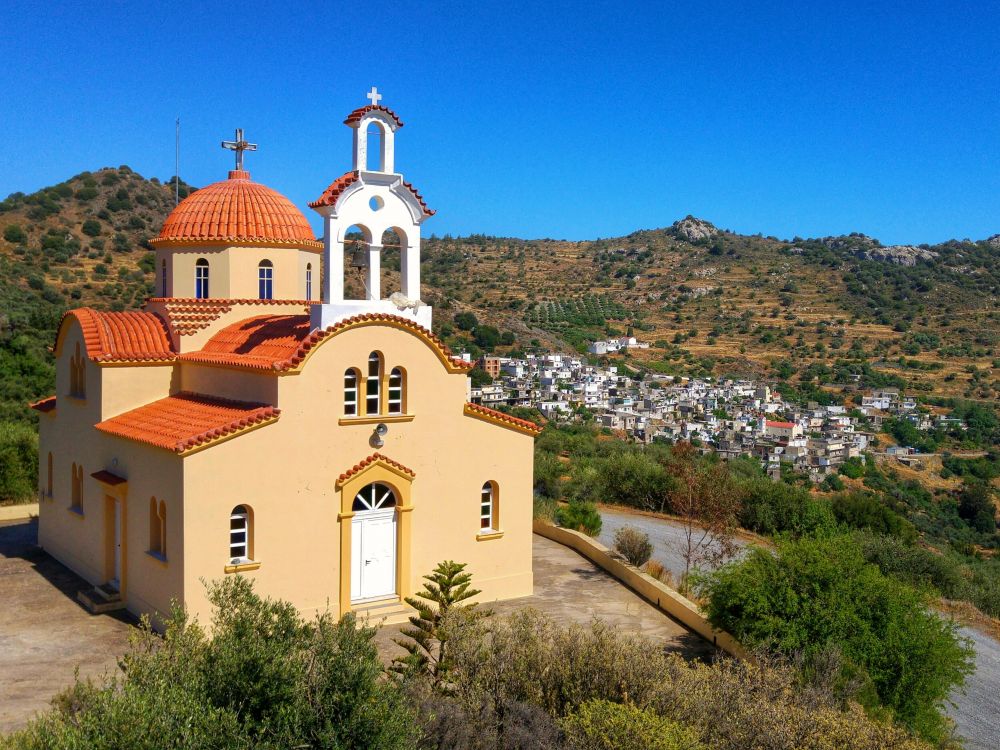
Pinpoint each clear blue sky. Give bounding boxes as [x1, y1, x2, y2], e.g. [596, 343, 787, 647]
[2, 1, 998, 245]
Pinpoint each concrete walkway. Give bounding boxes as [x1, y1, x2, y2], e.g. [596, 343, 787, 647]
[375, 534, 714, 660]
[0, 519, 134, 735]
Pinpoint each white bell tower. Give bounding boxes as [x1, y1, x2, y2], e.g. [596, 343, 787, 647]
[309, 88, 436, 331]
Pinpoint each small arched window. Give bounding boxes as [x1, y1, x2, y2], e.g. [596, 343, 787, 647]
[230, 505, 252, 562]
[258, 260, 273, 300]
[161, 259, 167, 297]
[388, 367, 404, 414]
[481, 481, 498, 532]
[69, 342, 86, 399]
[46, 452, 53, 498]
[305, 263, 313, 300]
[195, 258, 209, 299]
[344, 368, 360, 416]
[149, 497, 166, 559]
[366, 121, 385, 172]
[70, 462, 83, 513]
[366, 352, 382, 415]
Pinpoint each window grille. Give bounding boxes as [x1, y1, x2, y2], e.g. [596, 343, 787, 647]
[481, 482, 494, 530]
[258, 260, 273, 300]
[344, 369, 358, 416]
[366, 352, 382, 414]
[230, 505, 249, 561]
[195, 258, 209, 299]
[388, 368, 403, 414]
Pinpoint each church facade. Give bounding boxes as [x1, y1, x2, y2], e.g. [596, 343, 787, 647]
[32, 92, 537, 625]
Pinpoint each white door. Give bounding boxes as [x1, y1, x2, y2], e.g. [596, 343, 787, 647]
[111, 499, 122, 590]
[351, 512, 397, 601]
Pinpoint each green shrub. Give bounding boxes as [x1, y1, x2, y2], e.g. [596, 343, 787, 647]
[839, 456, 866, 478]
[831, 490, 917, 541]
[81, 219, 101, 237]
[557, 498, 602, 536]
[3, 224, 26, 244]
[0, 422, 38, 503]
[738, 478, 835, 536]
[561, 700, 704, 750]
[698, 534, 974, 742]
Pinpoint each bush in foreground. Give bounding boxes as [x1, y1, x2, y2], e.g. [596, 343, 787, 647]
[612, 525, 652, 567]
[697, 534, 974, 743]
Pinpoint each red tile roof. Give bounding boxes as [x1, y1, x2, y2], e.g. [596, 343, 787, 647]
[181, 315, 313, 369]
[308, 171, 359, 209]
[463, 403, 543, 436]
[337, 452, 416, 485]
[96, 393, 279, 454]
[150, 171, 321, 250]
[308, 170, 434, 215]
[343, 104, 404, 128]
[149, 299, 311, 337]
[29, 396, 56, 413]
[182, 312, 474, 374]
[57, 309, 175, 363]
[766, 420, 795, 428]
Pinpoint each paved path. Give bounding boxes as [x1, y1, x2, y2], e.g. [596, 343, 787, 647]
[375, 533, 714, 661]
[0, 519, 134, 735]
[598, 507, 1000, 750]
[597, 506, 749, 581]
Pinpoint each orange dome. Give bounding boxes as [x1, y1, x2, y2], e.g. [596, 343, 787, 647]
[150, 170, 321, 250]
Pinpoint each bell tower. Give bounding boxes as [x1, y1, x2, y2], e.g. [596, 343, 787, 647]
[309, 88, 436, 331]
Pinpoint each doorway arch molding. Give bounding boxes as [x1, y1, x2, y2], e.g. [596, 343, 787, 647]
[335, 453, 415, 615]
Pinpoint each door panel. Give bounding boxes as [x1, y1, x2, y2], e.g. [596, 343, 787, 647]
[352, 513, 396, 601]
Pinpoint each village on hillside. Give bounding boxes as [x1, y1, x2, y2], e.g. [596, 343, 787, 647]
[470, 351, 962, 483]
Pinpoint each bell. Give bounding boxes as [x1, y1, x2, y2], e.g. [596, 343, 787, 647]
[350, 245, 369, 269]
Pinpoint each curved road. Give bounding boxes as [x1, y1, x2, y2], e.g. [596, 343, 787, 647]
[598, 507, 999, 750]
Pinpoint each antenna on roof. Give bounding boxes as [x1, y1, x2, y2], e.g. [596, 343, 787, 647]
[174, 118, 180, 205]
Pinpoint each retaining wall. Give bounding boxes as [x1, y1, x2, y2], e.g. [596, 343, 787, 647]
[533, 520, 749, 659]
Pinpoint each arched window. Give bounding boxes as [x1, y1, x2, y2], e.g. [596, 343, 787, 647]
[481, 481, 498, 532]
[195, 258, 209, 299]
[161, 259, 167, 297]
[258, 260, 273, 300]
[70, 462, 83, 513]
[366, 121, 385, 172]
[46, 452, 53, 498]
[305, 263, 313, 300]
[388, 367, 404, 414]
[69, 342, 86, 399]
[352, 482, 397, 512]
[229, 505, 252, 562]
[149, 497, 166, 559]
[366, 351, 382, 415]
[344, 368, 359, 416]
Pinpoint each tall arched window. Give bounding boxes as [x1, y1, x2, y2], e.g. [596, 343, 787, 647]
[70, 462, 83, 513]
[481, 481, 498, 532]
[366, 352, 382, 415]
[366, 121, 385, 171]
[229, 505, 252, 562]
[388, 367, 404, 414]
[305, 263, 313, 300]
[69, 342, 86, 398]
[258, 260, 273, 300]
[195, 258, 209, 299]
[344, 368, 359, 416]
[149, 497, 166, 559]
[161, 259, 167, 297]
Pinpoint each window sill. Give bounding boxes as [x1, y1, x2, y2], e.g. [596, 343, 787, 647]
[67, 506, 84, 517]
[224, 560, 261, 574]
[477, 530, 504, 541]
[146, 550, 168, 566]
[338, 414, 414, 426]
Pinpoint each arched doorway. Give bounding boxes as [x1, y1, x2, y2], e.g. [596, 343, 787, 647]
[350, 481, 397, 601]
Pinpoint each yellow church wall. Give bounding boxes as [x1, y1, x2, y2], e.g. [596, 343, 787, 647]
[99, 364, 177, 421]
[173, 322, 534, 624]
[180, 363, 279, 405]
[157, 245, 318, 302]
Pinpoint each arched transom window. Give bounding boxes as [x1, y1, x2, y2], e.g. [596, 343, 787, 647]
[353, 482, 397, 512]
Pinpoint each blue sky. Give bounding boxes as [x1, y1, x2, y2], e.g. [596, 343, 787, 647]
[1, 1, 998, 244]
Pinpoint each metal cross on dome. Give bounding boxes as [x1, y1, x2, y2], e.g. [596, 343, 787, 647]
[221, 128, 258, 171]
[366, 86, 382, 106]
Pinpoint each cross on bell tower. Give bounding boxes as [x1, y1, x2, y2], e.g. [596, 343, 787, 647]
[366, 86, 382, 106]
[221, 128, 258, 171]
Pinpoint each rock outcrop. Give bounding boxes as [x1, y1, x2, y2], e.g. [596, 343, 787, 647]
[669, 216, 719, 243]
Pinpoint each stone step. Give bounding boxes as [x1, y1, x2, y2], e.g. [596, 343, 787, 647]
[351, 597, 414, 626]
[78, 587, 126, 614]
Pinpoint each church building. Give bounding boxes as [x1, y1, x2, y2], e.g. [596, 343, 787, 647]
[32, 90, 538, 625]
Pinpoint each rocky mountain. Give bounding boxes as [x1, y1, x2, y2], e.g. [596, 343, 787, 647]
[1, 167, 998, 424]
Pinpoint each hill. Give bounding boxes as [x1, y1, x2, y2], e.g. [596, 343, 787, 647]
[1, 167, 998, 428]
